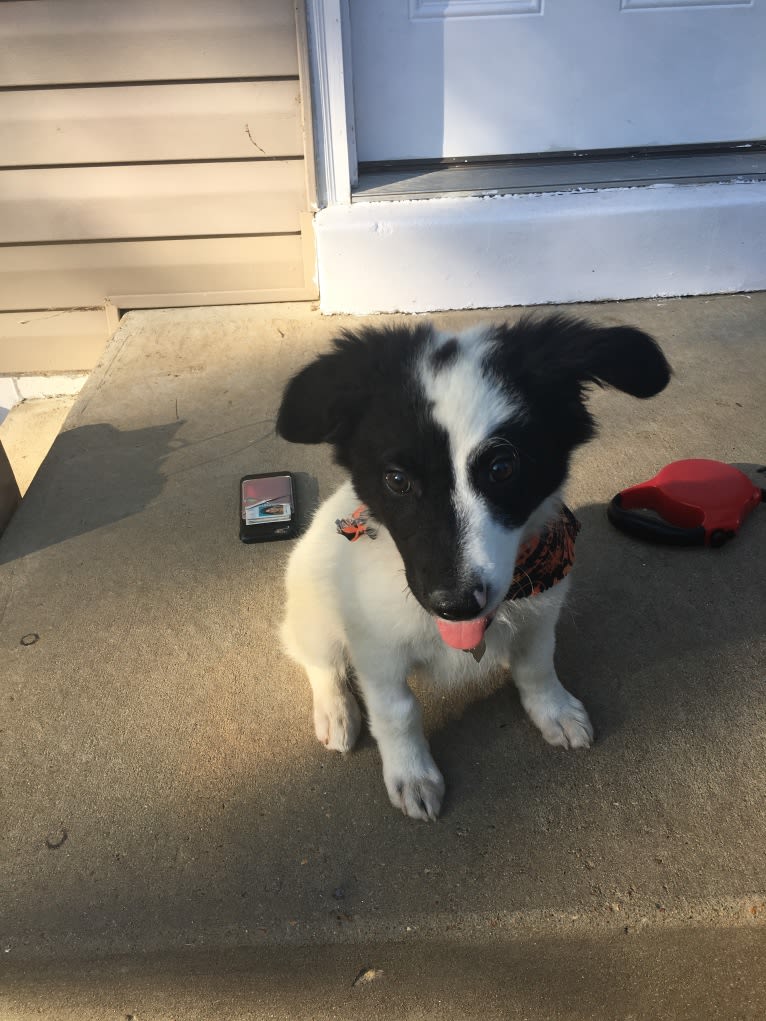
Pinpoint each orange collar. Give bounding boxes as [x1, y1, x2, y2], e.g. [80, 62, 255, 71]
[506, 505, 580, 599]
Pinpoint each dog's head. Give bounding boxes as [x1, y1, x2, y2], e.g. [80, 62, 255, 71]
[277, 315, 670, 624]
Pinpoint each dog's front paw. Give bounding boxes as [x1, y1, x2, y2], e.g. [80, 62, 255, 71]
[523, 687, 594, 750]
[313, 688, 362, 753]
[384, 756, 445, 821]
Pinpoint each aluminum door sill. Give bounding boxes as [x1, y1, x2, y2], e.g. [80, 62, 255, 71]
[353, 149, 766, 202]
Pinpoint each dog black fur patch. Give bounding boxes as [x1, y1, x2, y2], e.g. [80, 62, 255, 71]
[429, 338, 459, 373]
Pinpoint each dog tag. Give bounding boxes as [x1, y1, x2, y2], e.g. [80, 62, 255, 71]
[468, 638, 486, 663]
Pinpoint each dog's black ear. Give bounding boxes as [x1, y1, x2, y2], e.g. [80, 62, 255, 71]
[276, 333, 372, 444]
[501, 314, 671, 399]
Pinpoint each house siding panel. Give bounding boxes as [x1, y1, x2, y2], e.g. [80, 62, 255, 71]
[0, 0, 298, 86]
[0, 310, 109, 373]
[0, 237, 306, 311]
[0, 162, 306, 244]
[0, 82, 303, 167]
[0, 0, 316, 375]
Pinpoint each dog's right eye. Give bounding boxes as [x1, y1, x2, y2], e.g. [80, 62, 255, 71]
[488, 455, 515, 483]
[384, 469, 412, 495]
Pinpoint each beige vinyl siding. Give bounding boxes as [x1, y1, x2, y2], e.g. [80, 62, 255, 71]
[1, 163, 306, 243]
[0, 237, 307, 311]
[0, 82, 304, 167]
[0, 0, 316, 375]
[0, 0, 298, 85]
[0, 310, 111, 374]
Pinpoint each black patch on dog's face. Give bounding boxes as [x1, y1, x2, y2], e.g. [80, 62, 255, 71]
[468, 314, 671, 529]
[336, 336, 468, 606]
[277, 325, 468, 606]
[429, 337, 459, 373]
[464, 429, 556, 530]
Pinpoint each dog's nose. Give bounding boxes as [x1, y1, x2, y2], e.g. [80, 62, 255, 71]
[429, 583, 487, 621]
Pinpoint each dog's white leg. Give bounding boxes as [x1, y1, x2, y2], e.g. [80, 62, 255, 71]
[306, 664, 362, 754]
[351, 651, 445, 821]
[281, 587, 361, 753]
[508, 596, 594, 750]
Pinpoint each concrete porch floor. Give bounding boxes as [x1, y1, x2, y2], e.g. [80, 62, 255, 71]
[1, 294, 765, 1018]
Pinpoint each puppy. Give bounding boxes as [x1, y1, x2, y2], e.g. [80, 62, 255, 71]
[276, 315, 670, 820]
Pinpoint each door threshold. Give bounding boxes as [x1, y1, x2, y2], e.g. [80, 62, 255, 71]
[316, 178, 766, 313]
[354, 148, 766, 202]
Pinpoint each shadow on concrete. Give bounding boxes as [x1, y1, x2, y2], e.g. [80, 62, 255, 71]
[0, 421, 182, 566]
[3, 929, 766, 1021]
[0, 416, 320, 565]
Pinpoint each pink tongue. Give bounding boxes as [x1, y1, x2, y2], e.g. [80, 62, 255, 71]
[435, 616, 489, 651]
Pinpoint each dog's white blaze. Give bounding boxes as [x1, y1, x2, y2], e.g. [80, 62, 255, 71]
[419, 328, 526, 604]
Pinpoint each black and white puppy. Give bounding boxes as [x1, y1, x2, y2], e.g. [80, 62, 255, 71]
[276, 315, 670, 820]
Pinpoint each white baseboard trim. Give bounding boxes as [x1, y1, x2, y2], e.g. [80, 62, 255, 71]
[315, 180, 766, 314]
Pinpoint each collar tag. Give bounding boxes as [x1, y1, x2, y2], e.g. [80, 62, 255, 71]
[467, 637, 486, 662]
[336, 504, 377, 542]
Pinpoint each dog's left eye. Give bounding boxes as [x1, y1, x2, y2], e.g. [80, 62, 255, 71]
[488, 454, 515, 483]
[384, 469, 412, 495]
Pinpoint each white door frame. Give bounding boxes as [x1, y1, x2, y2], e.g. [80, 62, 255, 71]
[304, 0, 766, 314]
[303, 0, 356, 207]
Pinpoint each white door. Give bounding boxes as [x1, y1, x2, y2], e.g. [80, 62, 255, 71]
[350, 0, 766, 162]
